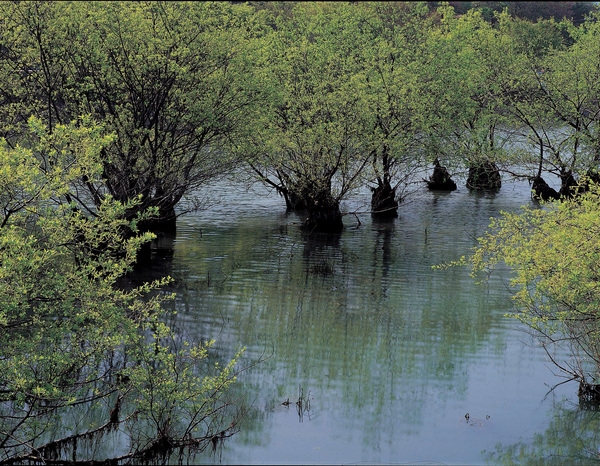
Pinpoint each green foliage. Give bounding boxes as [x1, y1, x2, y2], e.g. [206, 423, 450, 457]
[12, 0, 600, 462]
[246, 1, 378, 229]
[0, 0, 598, 225]
[247, 2, 440, 223]
[498, 9, 600, 193]
[424, 7, 518, 173]
[469, 182, 600, 383]
[357, 2, 434, 200]
[447, 1, 596, 25]
[0, 1, 268, 230]
[0, 119, 244, 463]
[501, 16, 566, 59]
[540, 13, 600, 168]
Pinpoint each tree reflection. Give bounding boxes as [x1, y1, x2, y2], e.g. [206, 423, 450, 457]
[489, 399, 600, 465]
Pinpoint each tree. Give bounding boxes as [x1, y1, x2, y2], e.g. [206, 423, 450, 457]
[0, 117, 245, 464]
[424, 6, 518, 191]
[246, 2, 374, 232]
[502, 15, 566, 58]
[358, 1, 435, 217]
[0, 1, 268, 234]
[537, 13, 600, 192]
[443, 2, 597, 25]
[498, 11, 600, 199]
[477, 13, 563, 199]
[466, 182, 600, 398]
[506, 1, 594, 24]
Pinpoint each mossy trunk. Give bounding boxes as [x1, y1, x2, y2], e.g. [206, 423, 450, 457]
[283, 179, 343, 232]
[370, 181, 398, 218]
[426, 159, 457, 191]
[466, 161, 501, 191]
[303, 190, 343, 233]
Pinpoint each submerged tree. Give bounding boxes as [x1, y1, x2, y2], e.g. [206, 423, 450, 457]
[533, 13, 600, 195]
[493, 11, 600, 200]
[425, 6, 519, 191]
[245, 2, 375, 232]
[0, 117, 245, 464]
[359, 1, 434, 217]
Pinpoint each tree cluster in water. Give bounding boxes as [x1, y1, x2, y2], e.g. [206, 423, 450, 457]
[1, 1, 600, 464]
[1, 1, 599, 234]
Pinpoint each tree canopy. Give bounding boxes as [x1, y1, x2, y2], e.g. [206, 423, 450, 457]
[0, 1, 268, 232]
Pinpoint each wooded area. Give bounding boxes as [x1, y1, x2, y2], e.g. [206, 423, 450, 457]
[1, 1, 600, 463]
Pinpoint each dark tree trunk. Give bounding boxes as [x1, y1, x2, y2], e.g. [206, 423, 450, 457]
[466, 161, 501, 191]
[303, 191, 343, 233]
[370, 181, 398, 218]
[284, 188, 308, 211]
[128, 204, 177, 265]
[579, 381, 600, 410]
[281, 178, 343, 232]
[531, 175, 560, 201]
[559, 170, 578, 198]
[136, 204, 177, 235]
[370, 144, 398, 218]
[425, 158, 457, 191]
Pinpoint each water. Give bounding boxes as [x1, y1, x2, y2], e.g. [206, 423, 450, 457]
[146, 176, 598, 464]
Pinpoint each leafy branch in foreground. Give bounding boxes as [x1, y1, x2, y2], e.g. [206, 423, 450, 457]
[466, 181, 600, 395]
[0, 117, 246, 464]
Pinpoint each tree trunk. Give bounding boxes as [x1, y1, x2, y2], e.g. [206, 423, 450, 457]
[303, 190, 343, 233]
[425, 158, 457, 191]
[371, 181, 398, 218]
[136, 204, 178, 235]
[466, 161, 501, 191]
[531, 175, 559, 201]
[559, 170, 578, 198]
[284, 188, 308, 211]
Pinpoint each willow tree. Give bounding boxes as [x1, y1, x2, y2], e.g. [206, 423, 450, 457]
[424, 6, 517, 191]
[0, 1, 66, 140]
[357, 1, 434, 218]
[520, 12, 600, 197]
[467, 182, 600, 401]
[246, 2, 373, 232]
[0, 1, 268, 233]
[488, 13, 572, 200]
[0, 118, 245, 464]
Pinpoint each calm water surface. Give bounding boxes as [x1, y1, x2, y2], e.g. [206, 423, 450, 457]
[152, 178, 598, 465]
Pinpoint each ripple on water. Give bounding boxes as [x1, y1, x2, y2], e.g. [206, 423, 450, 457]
[162, 177, 580, 465]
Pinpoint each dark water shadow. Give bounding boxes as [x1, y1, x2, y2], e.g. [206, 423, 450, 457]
[301, 230, 342, 257]
[117, 231, 176, 290]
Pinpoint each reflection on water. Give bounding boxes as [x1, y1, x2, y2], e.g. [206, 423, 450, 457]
[145, 178, 585, 464]
[488, 400, 600, 465]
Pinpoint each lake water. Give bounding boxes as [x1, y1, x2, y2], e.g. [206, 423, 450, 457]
[145, 176, 600, 465]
